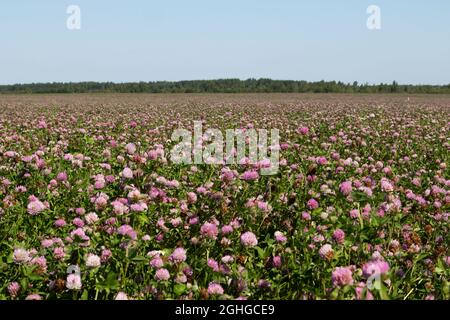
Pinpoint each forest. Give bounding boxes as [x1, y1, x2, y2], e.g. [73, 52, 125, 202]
[1, 79, 450, 94]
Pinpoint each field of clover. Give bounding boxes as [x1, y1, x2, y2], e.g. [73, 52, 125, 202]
[0, 93, 448, 300]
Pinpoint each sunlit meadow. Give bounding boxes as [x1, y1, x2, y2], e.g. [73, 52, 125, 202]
[0, 93, 448, 300]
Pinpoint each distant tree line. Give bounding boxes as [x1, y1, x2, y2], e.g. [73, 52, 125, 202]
[1, 79, 450, 94]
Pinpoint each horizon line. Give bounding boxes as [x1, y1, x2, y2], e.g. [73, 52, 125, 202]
[1, 78, 450, 87]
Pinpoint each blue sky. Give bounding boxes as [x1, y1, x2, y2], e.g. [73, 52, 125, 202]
[1, 0, 449, 85]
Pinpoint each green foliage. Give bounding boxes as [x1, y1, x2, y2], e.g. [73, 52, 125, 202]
[1, 79, 450, 94]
